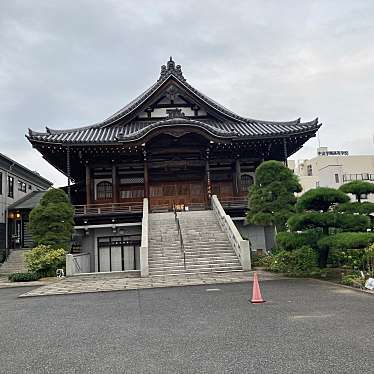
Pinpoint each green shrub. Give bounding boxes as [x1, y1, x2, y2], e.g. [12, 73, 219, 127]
[25, 245, 66, 277]
[8, 272, 41, 282]
[252, 254, 272, 268]
[341, 273, 365, 287]
[268, 246, 319, 276]
[328, 249, 365, 270]
[364, 243, 374, 277]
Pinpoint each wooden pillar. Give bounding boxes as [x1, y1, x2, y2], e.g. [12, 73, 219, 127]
[143, 150, 149, 198]
[66, 146, 71, 201]
[283, 138, 288, 167]
[85, 164, 91, 206]
[205, 148, 211, 200]
[235, 158, 241, 196]
[112, 164, 118, 203]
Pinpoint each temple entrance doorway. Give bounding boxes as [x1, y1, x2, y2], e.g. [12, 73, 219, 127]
[149, 180, 207, 211]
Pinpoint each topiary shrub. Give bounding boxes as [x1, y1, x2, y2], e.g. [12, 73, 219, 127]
[25, 245, 66, 277]
[318, 232, 374, 252]
[276, 230, 322, 251]
[8, 272, 41, 282]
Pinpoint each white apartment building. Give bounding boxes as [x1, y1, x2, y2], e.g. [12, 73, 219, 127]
[289, 147, 374, 202]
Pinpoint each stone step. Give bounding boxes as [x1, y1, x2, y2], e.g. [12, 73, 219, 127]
[148, 209, 242, 276]
[149, 268, 243, 276]
[0, 250, 29, 275]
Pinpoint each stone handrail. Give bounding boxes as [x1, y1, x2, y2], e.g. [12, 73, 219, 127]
[211, 195, 251, 271]
[140, 198, 149, 277]
[66, 253, 91, 276]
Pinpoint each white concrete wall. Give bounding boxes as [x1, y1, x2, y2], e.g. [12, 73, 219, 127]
[66, 253, 91, 276]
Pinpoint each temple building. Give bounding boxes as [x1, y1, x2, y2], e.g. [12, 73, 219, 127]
[27, 58, 321, 276]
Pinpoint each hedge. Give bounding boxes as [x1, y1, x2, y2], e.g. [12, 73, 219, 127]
[8, 272, 41, 282]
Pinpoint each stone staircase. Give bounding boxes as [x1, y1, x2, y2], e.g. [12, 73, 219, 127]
[0, 249, 29, 275]
[148, 210, 242, 276]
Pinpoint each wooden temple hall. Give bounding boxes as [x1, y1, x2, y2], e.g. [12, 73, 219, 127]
[27, 58, 320, 275]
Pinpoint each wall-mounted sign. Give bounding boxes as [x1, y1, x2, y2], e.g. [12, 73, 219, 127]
[318, 150, 349, 156]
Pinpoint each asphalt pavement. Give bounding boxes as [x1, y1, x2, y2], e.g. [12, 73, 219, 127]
[0, 279, 373, 373]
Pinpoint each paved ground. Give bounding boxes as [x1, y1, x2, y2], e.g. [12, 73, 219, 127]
[1, 278, 373, 373]
[18, 271, 281, 297]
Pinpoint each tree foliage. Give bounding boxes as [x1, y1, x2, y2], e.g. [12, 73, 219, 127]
[288, 212, 369, 233]
[317, 232, 374, 252]
[29, 188, 74, 250]
[247, 160, 301, 231]
[276, 230, 322, 251]
[287, 187, 368, 267]
[334, 201, 374, 215]
[339, 181, 374, 203]
[296, 187, 349, 212]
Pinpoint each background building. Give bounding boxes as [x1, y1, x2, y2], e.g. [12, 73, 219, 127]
[291, 147, 374, 201]
[0, 153, 52, 251]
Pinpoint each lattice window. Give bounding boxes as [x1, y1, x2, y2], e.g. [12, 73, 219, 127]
[97, 181, 112, 200]
[150, 186, 163, 197]
[120, 177, 144, 185]
[241, 174, 254, 192]
[120, 189, 144, 199]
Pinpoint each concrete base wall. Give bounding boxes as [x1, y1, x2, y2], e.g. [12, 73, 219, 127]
[77, 225, 142, 273]
[233, 220, 276, 253]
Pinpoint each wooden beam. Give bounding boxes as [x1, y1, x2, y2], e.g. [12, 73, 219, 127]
[112, 164, 119, 203]
[85, 164, 91, 206]
[144, 150, 149, 198]
[234, 158, 241, 196]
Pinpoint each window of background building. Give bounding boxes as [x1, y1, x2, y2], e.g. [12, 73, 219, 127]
[8, 176, 14, 198]
[18, 180, 27, 192]
[240, 174, 254, 192]
[307, 165, 313, 176]
[0, 172, 2, 195]
[96, 181, 112, 200]
[335, 174, 339, 183]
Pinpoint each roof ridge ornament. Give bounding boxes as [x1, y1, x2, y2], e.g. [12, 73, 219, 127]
[158, 56, 186, 82]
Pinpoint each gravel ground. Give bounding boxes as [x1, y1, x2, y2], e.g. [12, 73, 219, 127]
[0, 278, 373, 373]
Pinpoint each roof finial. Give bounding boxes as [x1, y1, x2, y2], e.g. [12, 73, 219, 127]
[158, 57, 185, 82]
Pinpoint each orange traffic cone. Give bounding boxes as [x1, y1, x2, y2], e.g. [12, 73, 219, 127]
[251, 272, 265, 304]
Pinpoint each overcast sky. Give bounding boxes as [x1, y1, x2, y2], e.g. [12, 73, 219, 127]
[1, 0, 373, 187]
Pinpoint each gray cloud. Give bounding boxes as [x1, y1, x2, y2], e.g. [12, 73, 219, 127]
[1, 0, 373, 186]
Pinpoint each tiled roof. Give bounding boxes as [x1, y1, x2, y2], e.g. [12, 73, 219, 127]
[28, 117, 320, 145]
[8, 191, 47, 210]
[27, 58, 321, 145]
